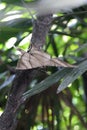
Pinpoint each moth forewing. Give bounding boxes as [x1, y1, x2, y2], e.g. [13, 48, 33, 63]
[30, 49, 74, 67]
[31, 53, 51, 65]
[16, 47, 76, 70]
[29, 54, 44, 68]
[30, 48, 51, 59]
[50, 58, 75, 67]
[16, 53, 32, 69]
[29, 48, 52, 66]
[17, 54, 36, 69]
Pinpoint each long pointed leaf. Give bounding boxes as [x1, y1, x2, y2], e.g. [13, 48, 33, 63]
[23, 68, 72, 99]
[57, 59, 87, 93]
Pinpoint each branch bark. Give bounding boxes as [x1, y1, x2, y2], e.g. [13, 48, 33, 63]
[31, 15, 53, 48]
[0, 71, 34, 130]
[0, 14, 53, 130]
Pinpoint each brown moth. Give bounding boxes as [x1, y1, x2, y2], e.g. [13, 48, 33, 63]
[15, 46, 76, 70]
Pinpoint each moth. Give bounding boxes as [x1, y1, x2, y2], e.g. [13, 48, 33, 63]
[15, 46, 76, 70]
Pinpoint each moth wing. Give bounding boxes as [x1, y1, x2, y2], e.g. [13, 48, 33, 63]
[30, 50, 52, 66]
[31, 50, 74, 67]
[16, 47, 75, 70]
[16, 51, 48, 70]
[31, 48, 51, 59]
[28, 53, 45, 68]
[16, 53, 32, 69]
[49, 58, 75, 67]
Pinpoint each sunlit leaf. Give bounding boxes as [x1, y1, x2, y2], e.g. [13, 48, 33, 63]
[0, 75, 15, 90]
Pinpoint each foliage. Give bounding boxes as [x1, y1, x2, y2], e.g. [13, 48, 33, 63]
[0, 0, 87, 130]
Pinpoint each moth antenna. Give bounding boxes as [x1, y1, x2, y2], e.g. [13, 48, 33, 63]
[13, 45, 25, 55]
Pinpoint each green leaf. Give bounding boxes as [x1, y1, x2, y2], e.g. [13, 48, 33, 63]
[73, 43, 87, 53]
[23, 67, 73, 99]
[57, 59, 87, 93]
[23, 59, 87, 100]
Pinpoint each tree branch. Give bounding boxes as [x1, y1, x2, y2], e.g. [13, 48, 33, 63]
[0, 14, 53, 130]
[31, 15, 53, 49]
